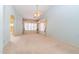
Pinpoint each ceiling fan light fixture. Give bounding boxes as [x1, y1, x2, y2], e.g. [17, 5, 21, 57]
[34, 11, 41, 17]
[33, 5, 41, 18]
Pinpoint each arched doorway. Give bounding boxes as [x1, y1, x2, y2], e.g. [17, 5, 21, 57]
[9, 15, 15, 35]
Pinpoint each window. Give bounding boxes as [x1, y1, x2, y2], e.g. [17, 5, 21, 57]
[23, 19, 47, 34]
[39, 23, 45, 32]
[24, 23, 37, 31]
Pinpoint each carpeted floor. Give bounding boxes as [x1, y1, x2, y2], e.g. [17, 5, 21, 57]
[3, 33, 79, 54]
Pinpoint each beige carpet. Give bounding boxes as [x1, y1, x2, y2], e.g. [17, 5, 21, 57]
[3, 33, 79, 54]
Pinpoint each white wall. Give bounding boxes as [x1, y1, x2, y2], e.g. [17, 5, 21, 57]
[3, 5, 23, 46]
[0, 6, 4, 53]
[14, 15, 23, 35]
[0, 5, 23, 53]
[43, 6, 79, 47]
[3, 5, 16, 46]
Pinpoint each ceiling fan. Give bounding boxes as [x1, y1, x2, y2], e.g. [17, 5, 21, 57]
[33, 5, 41, 19]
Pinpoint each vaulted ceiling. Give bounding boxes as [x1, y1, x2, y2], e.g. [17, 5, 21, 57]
[13, 5, 49, 19]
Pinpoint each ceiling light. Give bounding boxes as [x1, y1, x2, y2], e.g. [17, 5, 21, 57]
[33, 5, 41, 18]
